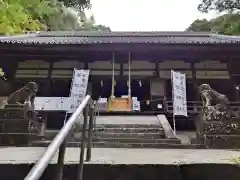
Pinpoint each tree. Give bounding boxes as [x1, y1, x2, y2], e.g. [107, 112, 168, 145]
[198, 0, 240, 13]
[59, 0, 91, 10]
[187, 19, 212, 32]
[78, 14, 111, 31]
[0, 0, 110, 35]
[187, 13, 240, 35]
[0, 0, 42, 35]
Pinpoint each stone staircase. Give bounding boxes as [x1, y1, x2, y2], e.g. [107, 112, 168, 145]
[32, 115, 204, 148]
[90, 123, 181, 148]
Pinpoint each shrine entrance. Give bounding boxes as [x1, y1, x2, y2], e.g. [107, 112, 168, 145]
[91, 78, 112, 100]
[131, 79, 150, 101]
[114, 78, 128, 97]
[114, 78, 150, 100]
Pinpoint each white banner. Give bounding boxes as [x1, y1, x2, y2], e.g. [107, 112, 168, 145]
[68, 69, 90, 113]
[171, 70, 188, 117]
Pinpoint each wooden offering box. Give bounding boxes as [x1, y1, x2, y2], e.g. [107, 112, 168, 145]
[108, 96, 132, 112]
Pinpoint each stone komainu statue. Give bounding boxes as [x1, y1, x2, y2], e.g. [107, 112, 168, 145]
[199, 84, 229, 108]
[6, 82, 38, 110]
[198, 84, 233, 121]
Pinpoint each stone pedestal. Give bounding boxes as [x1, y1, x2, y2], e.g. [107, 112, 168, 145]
[0, 107, 42, 146]
[195, 112, 240, 149]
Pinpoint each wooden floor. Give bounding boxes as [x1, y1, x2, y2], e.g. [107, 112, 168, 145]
[0, 147, 239, 165]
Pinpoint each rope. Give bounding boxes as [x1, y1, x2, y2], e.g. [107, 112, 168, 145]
[111, 52, 115, 97]
[128, 52, 131, 97]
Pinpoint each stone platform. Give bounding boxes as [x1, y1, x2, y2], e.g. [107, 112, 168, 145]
[1, 147, 240, 180]
[0, 147, 239, 164]
[195, 117, 240, 149]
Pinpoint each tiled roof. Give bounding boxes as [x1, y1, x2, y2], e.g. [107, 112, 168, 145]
[0, 31, 240, 45]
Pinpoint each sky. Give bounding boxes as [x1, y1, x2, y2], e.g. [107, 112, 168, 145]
[87, 0, 221, 31]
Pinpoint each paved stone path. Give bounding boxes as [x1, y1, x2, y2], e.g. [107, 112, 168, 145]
[0, 147, 239, 165]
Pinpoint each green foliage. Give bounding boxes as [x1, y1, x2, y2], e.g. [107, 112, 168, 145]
[187, 19, 212, 32]
[198, 0, 240, 13]
[59, 0, 91, 10]
[0, 0, 110, 35]
[187, 13, 240, 35]
[0, 0, 42, 35]
[43, 3, 80, 30]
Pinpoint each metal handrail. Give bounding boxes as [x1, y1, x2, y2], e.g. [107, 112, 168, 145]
[24, 95, 93, 180]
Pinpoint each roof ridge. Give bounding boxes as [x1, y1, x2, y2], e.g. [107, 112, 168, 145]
[211, 34, 240, 40]
[1, 31, 240, 45]
[0, 33, 39, 40]
[37, 31, 213, 37]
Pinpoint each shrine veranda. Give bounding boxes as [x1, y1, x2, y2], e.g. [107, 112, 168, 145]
[1, 31, 240, 130]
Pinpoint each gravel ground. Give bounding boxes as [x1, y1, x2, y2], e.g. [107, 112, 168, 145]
[0, 147, 239, 165]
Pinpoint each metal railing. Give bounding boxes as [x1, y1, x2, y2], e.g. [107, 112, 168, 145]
[24, 95, 95, 180]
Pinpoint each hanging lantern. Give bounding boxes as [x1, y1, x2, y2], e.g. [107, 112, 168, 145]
[236, 85, 240, 91]
[139, 80, 142, 87]
[146, 100, 150, 105]
[100, 80, 103, 87]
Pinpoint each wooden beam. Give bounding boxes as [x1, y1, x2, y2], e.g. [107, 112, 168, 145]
[2, 53, 240, 61]
[190, 62, 199, 100]
[155, 62, 159, 77]
[1, 43, 240, 53]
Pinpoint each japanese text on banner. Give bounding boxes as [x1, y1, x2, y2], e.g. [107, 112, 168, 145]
[171, 70, 188, 117]
[68, 69, 90, 113]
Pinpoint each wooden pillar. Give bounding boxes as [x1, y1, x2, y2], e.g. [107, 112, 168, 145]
[190, 62, 199, 100]
[46, 61, 53, 96]
[227, 60, 240, 101]
[120, 62, 124, 77]
[155, 62, 160, 77]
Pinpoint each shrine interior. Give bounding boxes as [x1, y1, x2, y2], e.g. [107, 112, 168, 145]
[0, 58, 237, 100]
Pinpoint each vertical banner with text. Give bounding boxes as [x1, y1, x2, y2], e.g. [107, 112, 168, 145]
[68, 69, 90, 113]
[171, 70, 188, 117]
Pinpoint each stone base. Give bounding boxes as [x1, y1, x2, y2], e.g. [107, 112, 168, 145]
[204, 135, 240, 149]
[0, 134, 29, 146]
[195, 114, 240, 149]
[0, 108, 42, 146]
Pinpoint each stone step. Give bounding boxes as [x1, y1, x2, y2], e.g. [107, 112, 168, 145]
[94, 132, 165, 138]
[96, 124, 162, 129]
[92, 137, 181, 144]
[30, 140, 205, 149]
[44, 131, 166, 141]
[94, 127, 164, 133]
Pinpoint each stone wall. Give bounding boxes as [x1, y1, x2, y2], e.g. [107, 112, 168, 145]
[195, 114, 240, 149]
[1, 164, 239, 180]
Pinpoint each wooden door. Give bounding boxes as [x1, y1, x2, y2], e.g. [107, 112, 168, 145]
[150, 78, 166, 98]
